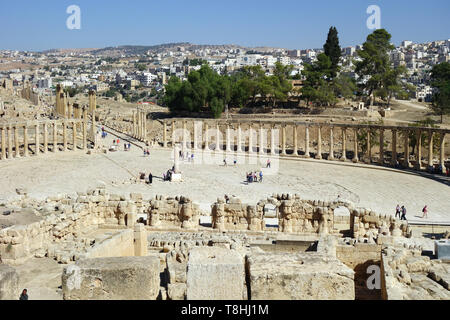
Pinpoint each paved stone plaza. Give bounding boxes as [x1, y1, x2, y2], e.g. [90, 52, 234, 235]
[0, 131, 448, 224]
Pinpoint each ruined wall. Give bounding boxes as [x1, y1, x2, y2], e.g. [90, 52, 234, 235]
[211, 194, 347, 234]
[147, 195, 200, 230]
[84, 229, 135, 259]
[350, 208, 412, 241]
[381, 245, 450, 300]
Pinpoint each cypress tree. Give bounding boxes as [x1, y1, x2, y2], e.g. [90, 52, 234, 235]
[323, 26, 341, 78]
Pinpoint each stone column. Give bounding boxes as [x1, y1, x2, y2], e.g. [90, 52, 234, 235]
[194, 121, 200, 151]
[305, 125, 310, 158]
[271, 125, 276, 155]
[63, 121, 67, 151]
[163, 122, 167, 148]
[248, 125, 254, 154]
[415, 129, 422, 170]
[204, 122, 209, 150]
[143, 111, 147, 142]
[7, 126, 13, 159]
[72, 121, 77, 150]
[316, 126, 322, 160]
[340, 127, 346, 161]
[23, 125, 29, 157]
[237, 124, 242, 152]
[281, 125, 286, 155]
[329, 126, 335, 160]
[226, 124, 232, 152]
[183, 121, 188, 150]
[53, 122, 58, 152]
[82, 116, 87, 150]
[391, 129, 397, 166]
[132, 111, 137, 138]
[259, 123, 264, 154]
[427, 131, 434, 170]
[293, 124, 298, 156]
[366, 129, 372, 164]
[43, 123, 48, 154]
[91, 108, 96, 146]
[215, 123, 221, 152]
[34, 123, 40, 155]
[171, 121, 176, 147]
[379, 129, 384, 165]
[352, 128, 358, 163]
[439, 133, 446, 174]
[1, 127, 6, 159]
[14, 125, 20, 158]
[83, 107, 88, 150]
[404, 130, 410, 168]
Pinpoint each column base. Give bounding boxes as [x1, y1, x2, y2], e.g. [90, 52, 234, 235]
[315, 155, 322, 160]
[340, 157, 347, 162]
[352, 158, 358, 163]
[328, 156, 335, 161]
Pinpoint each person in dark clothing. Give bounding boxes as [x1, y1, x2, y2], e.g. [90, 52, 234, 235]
[149, 173, 153, 184]
[19, 289, 28, 300]
[401, 206, 407, 221]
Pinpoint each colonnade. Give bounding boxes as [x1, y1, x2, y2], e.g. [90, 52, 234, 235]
[0, 119, 88, 160]
[132, 108, 148, 143]
[163, 119, 449, 174]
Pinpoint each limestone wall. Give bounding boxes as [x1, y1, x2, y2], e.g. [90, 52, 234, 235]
[211, 194, 351, 234]
[350, 208, 412, 241]
[147, 195, 200, 230]
[84, 229, 135, 259]
[381, 244, 450, 300]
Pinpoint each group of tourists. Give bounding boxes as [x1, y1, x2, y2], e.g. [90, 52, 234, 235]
[395, 204, 429, 220]
[246, 171, 263, 183]
[124, 143, 131, 151]
[139, 171, 153, 184]
[163, 166, 176, 182]
[395, 205, 408, 221]
[143, 148, 151, 157]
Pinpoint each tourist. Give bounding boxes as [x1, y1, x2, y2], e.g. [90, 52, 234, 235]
[259, 171, 263, 183]
[401, 206, 407, 221]
[234, 159, 237, 166]
[148, 172, 153, 184]
[191, 154, 194, 162]
[395, 205, 401, 219]
[267, 159, 271, 168]
[224, 195, 230, 204]
[223, 159, 227, 166]
[422, 205, 428, 219]
[19, 289, 28, 300]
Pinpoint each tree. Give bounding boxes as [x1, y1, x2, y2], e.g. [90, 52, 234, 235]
[430, 62, 450, 123]
[355, 29, 395, 105]
[302, 53, 336, 106]
[323, 26, 341, 78]
[333, 74, 357, 99]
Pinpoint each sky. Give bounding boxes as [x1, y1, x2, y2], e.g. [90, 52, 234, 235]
[0, 0, 449, 51]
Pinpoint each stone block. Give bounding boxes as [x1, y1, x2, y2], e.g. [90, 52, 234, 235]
[435, 240, 450, 261]
[62, 256, 160, 300]
[167, 283, 186, 300]
[0, 265, 19, 300]
[247, 252, 355, 300]
[186, 247, 245, 300]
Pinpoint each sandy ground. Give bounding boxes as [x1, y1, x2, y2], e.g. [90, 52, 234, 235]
[0, 131, 449, 224]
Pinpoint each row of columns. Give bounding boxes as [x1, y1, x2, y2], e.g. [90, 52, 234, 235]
[0, 120, 88, 160]
[163, 121, 448, 173]
[132, 108, 147, 143]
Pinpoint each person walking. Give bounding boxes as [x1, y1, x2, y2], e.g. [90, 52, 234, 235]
[259, 171, 263, 183]
[401, 206, 407, 221]
[395, 205, 401, 219]
[422, 205, 428, 219]
[19, 289, 28, 300]
[267, 159, 271, 168]
[148, 172, 153, 185]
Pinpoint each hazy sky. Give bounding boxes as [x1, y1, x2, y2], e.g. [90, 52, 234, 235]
[0, 0, 449, 51]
